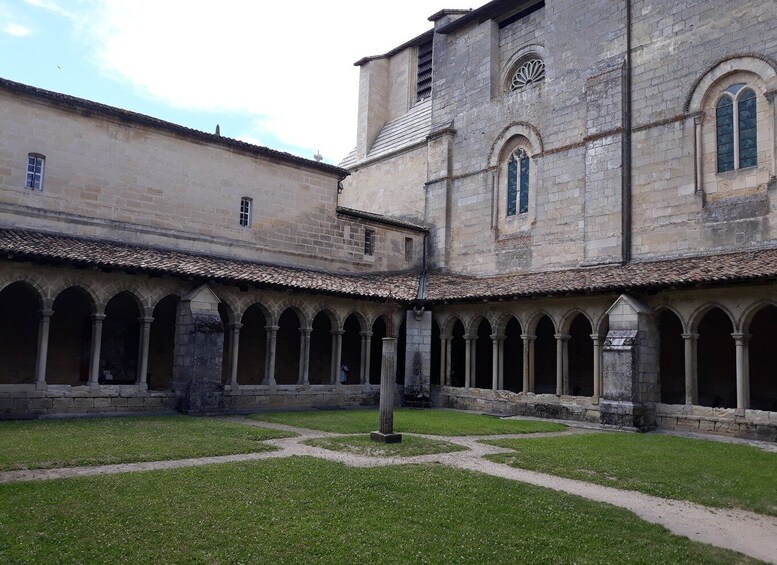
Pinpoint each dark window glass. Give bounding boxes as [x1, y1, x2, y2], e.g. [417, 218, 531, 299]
[506, 154, 518, 216]
[519, 155, 530, 214]
[364, 229, 375, 256]
[716, 97, 734, 173]
[738, 88, 757, 169]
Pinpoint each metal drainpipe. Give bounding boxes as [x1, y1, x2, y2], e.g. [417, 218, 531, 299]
[622, 0, 633, 264]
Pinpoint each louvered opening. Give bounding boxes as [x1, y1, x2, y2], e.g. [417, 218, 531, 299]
[416, 39, 433, 102]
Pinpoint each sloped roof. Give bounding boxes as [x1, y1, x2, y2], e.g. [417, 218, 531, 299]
[340, 99, 432, 168]
[0, 77, 348, 178]
[3, 228, 777, 304]
[424, 248, 777, 302]
[0, 228, 420, 301]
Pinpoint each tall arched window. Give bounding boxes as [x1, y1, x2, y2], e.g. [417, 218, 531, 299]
[507, 149, 530, 216]
[716, 84, 757, 173]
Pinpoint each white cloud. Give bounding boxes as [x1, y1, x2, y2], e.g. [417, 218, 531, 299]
[22, 0, 74, 18]
[3, 22, 31, 36]
[69, 0, 448, 160]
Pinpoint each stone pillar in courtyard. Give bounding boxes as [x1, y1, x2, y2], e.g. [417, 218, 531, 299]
[371, 336, 402, 443]
[403, 307, 432, 403]
[600, 294, 659, 430]
[172, 284, 225, 414]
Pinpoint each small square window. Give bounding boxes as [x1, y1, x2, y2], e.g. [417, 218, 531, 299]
[239, 197, 252, 227]
[25, 153, 45, 191]
[405, 237, 414, 261]
[364, 229, 375, 256]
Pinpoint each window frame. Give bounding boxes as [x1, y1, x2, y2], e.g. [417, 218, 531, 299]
[716, 84, 758, 173]
[506, 149, 530, 217]
[239, 197, 252, 228]
[25, 153, 45, 191]
[364, 229, 375, 256]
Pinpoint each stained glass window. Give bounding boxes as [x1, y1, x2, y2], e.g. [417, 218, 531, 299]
[738, 88, 757, 169]
[716, 85, 758, 173]
[507, 150, 530, 216]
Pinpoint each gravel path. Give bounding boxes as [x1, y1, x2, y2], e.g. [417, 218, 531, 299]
[2, 418, 775, 563]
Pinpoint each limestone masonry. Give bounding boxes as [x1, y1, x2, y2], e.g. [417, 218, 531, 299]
[1, 0, 776, 440]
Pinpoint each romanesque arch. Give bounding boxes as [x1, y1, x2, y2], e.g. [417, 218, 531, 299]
[48, 286, 95, 386]
[697, 307, 736, 408]
[503, 316, 523, 393]
[99, 291, 142, 384]
[310, 310, 335, 385]
[341, 313, 363, 384]
[148, 294, 179, 390]
[657, 307, 685, 404]
[238, 303, 269, 385]
[449, 318, 466, 387]
[747, 304, 777, 411]
[473, 317, 493, 389]
[567, 313, 593, 397]
[275, 308, 302, 385]
[369, 316, 387, 385]
[533, 314, 556, 394]
[0, 281, 41, 384]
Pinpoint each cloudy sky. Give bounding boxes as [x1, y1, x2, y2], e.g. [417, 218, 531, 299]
[0, 0, 460, 163]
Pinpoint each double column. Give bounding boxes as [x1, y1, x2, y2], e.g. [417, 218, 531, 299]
[554, 333, 570, 396]
[681, 332, 699, 405]
[491, 333, 505, 391]
[359, 331, 373, 384]
[263, 325, 279, 385]
[330, 330, 345, 384]
[732, 332, 750, 413]
[34, 308, 54, 388]
[521, 334, 536, 393]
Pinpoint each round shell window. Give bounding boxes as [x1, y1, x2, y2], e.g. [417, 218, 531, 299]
[510, 59, 545, 91]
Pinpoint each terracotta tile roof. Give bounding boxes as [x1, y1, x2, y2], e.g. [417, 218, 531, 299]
[336, 207, 429, 232]
[424, 249, 777, 302]
[3, 228, 776, 304]
[0, 77, 348, 178]
[0, 228, 420, 301]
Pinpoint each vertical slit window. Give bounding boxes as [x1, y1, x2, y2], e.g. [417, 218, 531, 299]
[25, 153, 45, 190]
[404, 237, 414, 261]
[507, 149, 530, 216]
[506, 154, 518, 216]
[239, 197, 252, 227]
[519, 153, 530, 214]
[364, 229, 375, 256]
[738, 88, 757, 169]
[716, 97, 734, 173]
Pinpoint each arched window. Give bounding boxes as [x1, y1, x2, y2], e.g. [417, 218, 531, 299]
[507, 149, 530, 216]
[509, 58, 545, 92]
[716, 84, 757, 173]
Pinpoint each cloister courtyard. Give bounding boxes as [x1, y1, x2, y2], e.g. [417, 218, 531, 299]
[1, 408, 776, 564]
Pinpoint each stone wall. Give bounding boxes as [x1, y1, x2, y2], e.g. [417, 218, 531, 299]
[0, 89, 421, 273]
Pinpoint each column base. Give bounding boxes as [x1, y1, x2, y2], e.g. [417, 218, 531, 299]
[599, 399, 656, 431]
[370, 431, 402, 443]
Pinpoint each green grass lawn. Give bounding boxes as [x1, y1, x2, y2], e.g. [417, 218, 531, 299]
[0, 416, 293, 471]
[304, 434, 467, 457]
[251, 408, 566, 435]
[0, 458, 755, 564]
[486, 432, 777, 516]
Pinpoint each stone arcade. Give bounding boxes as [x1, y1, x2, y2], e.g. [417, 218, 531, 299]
[1, 0, 777, 440]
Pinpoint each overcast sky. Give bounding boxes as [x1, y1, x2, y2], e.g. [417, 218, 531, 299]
[0, 0, 462, 163]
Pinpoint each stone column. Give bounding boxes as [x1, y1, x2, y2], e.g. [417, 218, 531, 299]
[360, 331, 373, 384]
[591, 334, 603, 400]
[34, 308, 53, 388]
[331, 330, 344, 384]
[371, 337, 401, 443]
[445, 337, 452, 386]
[136, 316, 154, 387]
[491, 334, 505, 391]
[554, 333, 570, 396]
[227, 323, 242, 388]
[263, 325, 279, 385]
[681, 332, 699, 405]
[497, 335, 505, 390]
[88, 313, 106, 387]
[299, 327, 311, 385]
[521, 334, 535, 393]
[464, 337, 472, 388]
[439, 336, 447, 386]
[732, 332, 750, 413]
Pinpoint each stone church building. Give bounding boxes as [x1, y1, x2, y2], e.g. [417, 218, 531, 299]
[1, 0, 776, 440]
